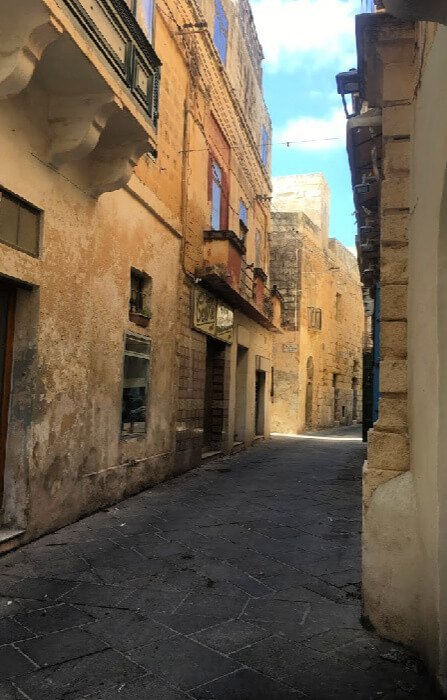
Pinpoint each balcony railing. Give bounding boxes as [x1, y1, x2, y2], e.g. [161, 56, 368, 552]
[63, 0, 161, 124]
[0, 0, 162, 196]
[198, 231, 281, 331]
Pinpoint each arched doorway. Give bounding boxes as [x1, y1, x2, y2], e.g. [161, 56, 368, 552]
[305, 357, 314, 428]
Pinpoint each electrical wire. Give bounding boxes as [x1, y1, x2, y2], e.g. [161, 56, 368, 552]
[179, 136, 342, 154]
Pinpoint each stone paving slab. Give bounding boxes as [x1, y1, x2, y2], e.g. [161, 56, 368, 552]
[0, 426, 440, 698]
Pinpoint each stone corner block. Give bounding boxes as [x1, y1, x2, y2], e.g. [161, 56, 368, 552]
[380, 356, 407, 394]
[362, 462, 404, 510]
[381, 245, 408, 285]
[383, 104, 413, 138]
[381, 176, 409, 210]
[381, 285, 407, 320]
[381, 209, 409, 244]
[380, 320, 407, 358]
[367, 428, 409, 472]
[376, 395, 408, 432]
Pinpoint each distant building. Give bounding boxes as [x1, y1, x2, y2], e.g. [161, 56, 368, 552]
[270, 175, 365, 434]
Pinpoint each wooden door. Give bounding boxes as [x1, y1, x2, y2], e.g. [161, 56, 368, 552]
[0, 282, 15, 505]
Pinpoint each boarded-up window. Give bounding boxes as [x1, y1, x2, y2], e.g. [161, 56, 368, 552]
[0, 189, 40, 256]
[214, 0, 228, 64]
[121, 334, 151, 437]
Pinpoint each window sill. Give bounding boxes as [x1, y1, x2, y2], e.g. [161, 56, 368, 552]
[129, 311, 150, 328]
[120, 433, 147, 442]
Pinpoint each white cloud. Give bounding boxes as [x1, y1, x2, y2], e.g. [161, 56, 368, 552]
[250, 0, 357, 72]
[277, 108, 346, 151]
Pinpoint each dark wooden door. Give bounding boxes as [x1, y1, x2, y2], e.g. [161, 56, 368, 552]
[0, 282, 15, 504]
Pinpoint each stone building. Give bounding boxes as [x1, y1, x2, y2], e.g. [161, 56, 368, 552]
[172, 0, 281, 471]
[338, 0, 447, 691]
[270, 175, 364, 435]
[0, 0, 278, 551]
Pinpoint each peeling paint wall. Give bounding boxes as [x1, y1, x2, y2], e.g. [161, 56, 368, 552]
[0, 110, 181, 539]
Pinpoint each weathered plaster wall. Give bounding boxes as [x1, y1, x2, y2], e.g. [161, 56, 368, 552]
[408, 22, 447, 688]
[0, 0, 275, 546]
[0, 97, 181, 539]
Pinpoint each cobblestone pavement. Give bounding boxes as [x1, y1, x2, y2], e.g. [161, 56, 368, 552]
[0, 427, 438, 699]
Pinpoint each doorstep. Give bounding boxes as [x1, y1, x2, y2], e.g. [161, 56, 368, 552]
[231, 441, 245, 454]
[201, 450, 223, 463]
[0, 528, 25, 555]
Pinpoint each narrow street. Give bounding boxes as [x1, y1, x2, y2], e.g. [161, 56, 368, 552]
[0, 429, 435, 699]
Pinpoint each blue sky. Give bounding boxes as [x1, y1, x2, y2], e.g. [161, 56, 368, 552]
[250, 0, 359, 248]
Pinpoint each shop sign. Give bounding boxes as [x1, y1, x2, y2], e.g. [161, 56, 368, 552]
[193, 288, 234, 344]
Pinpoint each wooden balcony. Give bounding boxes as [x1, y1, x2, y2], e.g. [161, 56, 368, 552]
[198, 231, 281, 331]
[0, 0, 161, 195]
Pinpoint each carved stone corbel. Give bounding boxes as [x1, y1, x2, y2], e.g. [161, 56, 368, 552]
[0, 0, 63, 99]
[47, 93, 122, 167]
[88, 134, 151, 198]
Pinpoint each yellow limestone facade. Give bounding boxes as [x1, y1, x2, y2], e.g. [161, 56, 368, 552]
[270, 175, 364, 435]
[343, 5, 447, 692]
[0, 0, 279, 550]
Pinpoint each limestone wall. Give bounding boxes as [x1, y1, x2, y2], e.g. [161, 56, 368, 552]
[161, 0, 275, 473]
[272, 174, 330, 246]
[270, 193, 364, 435]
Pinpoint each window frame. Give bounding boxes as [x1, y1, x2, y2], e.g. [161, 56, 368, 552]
[210, 159, 223, 230]
[213, 0, 229, 65]
[260, 127, 269, 167]
[308, 307, 322, 330]
[239, 200, 248, 240]
[130, 0, 155, 43]
[0, 187, 42, 258]
[120, 332, 152, 439]
[129, 268, 152, 318]
[255, 229, 262, 268]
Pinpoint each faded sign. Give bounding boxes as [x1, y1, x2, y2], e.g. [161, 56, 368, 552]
[282, 343, 298, 353]
[193, 288, 216, 335]
[216, 304, 234, 344]
[193, 288, 233, 344]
